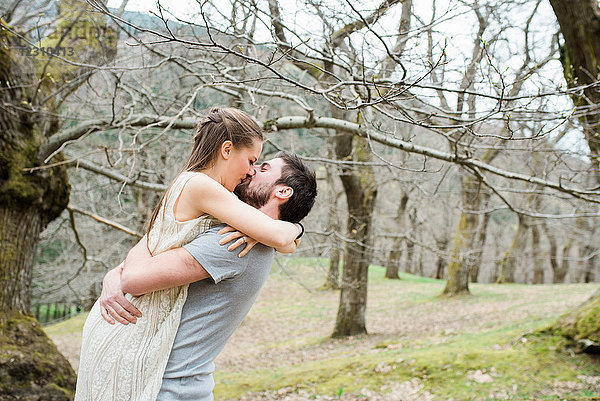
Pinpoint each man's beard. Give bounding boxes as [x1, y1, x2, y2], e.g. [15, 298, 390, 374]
[234, 180, 273, 209]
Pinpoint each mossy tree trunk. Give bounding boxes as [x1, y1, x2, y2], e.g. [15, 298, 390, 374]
[443, 213, 474, 295]
[268, 0, 403, 337]
[0, 2, 117, 398]
[442, 173, 486, 295]
[546, 0, 600, 335]
[550, 0, 600, 184]
[332, 130, 377, 337]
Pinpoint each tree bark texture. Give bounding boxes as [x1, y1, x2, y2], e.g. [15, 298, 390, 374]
[0, 207, 43, 314]
[0, 22, 71, 321]
[549, 0, 600, 184]
[443, 173, 485, 295]
[547, 0, 600, 348]
[332, 132, 377, 337]
[443, 213, 473, 295]
[1, 3, 117, 398]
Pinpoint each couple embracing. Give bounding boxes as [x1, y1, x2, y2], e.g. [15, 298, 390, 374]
[75, 107, 318, 400]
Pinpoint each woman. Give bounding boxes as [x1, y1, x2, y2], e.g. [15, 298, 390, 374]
[75, 107, 302, 401]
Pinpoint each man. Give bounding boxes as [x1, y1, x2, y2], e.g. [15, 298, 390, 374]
[99, 151, 317, 400]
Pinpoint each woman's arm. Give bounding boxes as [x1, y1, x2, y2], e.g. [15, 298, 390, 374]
[179, 174, 301, 248]
[99, 263, 142, 324]
[217, 226, 300, 254]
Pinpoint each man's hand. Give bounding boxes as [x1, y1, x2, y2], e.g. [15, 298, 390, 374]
[218, 226, 258, 257]
[100, 263, 142, 325]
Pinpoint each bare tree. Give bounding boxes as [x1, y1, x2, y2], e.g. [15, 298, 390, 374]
[0, 0, 118, 397]
[546, 0, 600, 351]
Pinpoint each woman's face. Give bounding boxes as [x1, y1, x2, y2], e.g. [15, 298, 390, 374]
[225, 139, 263, 191]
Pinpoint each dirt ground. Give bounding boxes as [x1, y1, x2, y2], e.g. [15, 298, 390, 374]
[48, 263, 599, 400]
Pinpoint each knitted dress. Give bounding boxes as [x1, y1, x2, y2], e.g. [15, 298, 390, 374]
[75, 172, 219, 401]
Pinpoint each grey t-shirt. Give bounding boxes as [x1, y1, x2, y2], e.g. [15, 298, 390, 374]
[156, 225, 274, 401]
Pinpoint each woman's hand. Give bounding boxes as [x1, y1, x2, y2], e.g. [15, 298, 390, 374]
[99, 263, 142, 325]
[218, 226, 258, 257]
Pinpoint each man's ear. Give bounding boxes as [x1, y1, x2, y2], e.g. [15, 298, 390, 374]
[220, 141, 233, 159]
[275, 185, 293, 200]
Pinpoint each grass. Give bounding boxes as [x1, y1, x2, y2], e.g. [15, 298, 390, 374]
[45, 258, 600, 400]
[215, 325, 599, 400]
[45, 313, 87, 338]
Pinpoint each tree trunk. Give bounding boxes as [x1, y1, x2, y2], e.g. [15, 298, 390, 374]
[497, 214, 531, 284]
[0, 207, 43, 314]
[404, 207, 417, 275]
[557, 238, 573, 283]
[549, 0, 600, 184]
[581, 242, 598, 283]
[442, 173, 483, 295]
[1, 3, 117, 397]
[332, 132, 377, 337]
[434, 238, 448, 279]
[322, 139, 341, 290]
[385, 247, 402, 279]
[546, 224, 571, 284]
[531, 223, 544, 284]
[547, 0, 600, 346]
[415, 246, 423, 277]
[385, 193, 408, 279]
[325, 249, 341, 289]
[443, 213, 474, 295]
[469, 212, 490, 283]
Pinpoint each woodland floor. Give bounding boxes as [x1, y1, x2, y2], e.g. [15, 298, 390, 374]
[46, 258, 600, 400]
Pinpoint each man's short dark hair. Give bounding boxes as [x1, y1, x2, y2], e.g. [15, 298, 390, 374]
[275, 151, 317, 222]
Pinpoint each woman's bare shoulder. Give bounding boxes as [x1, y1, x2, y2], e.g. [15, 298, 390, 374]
[183, 172, 227, 198]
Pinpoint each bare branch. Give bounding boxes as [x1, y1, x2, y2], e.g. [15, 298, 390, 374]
[68, 204, 143, 238]
[69, 158, 168, 192]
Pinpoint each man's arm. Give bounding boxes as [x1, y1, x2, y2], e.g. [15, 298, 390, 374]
[101, 229, 247, 323]
[120, 243, 210, 296]
[100, 236, 210, 324]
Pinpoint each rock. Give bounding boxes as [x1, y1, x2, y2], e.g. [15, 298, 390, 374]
[466, 369, 494, 384]
[0, 313, 75, 400]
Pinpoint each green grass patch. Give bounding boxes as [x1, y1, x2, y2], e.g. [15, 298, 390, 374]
[45, 313, 88, 337]
[216, 321, 600, 400]
[46, 257, 600, 400]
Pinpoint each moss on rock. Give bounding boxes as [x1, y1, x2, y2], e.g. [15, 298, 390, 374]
[0, 313, 75, 400]
[548, 290, 600, 352]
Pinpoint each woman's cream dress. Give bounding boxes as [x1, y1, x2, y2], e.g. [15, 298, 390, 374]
[75, 172, 219, 401]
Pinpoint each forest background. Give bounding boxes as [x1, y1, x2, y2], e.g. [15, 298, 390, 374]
[1, 0, 600, 399]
